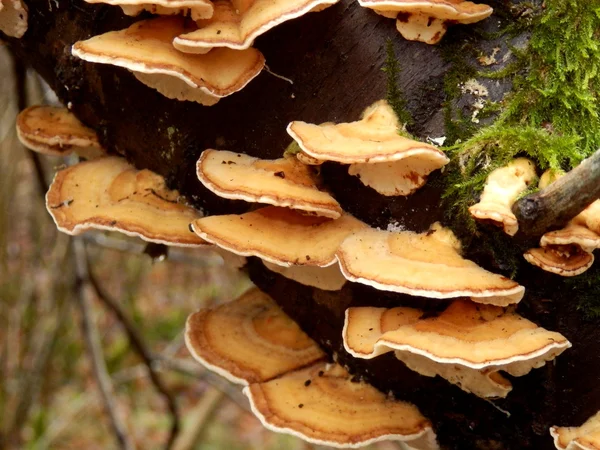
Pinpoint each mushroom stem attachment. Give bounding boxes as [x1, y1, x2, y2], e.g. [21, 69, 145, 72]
[513, 149, 600, 239]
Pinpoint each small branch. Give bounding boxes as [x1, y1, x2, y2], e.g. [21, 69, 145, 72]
[72, 238, 135, 450]
[87, 267, 180, 450]
[172, 388, 223, 450]
[513, 149, 600, 238]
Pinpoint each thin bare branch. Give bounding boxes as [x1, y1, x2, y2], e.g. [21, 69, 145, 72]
[172, 388, 223, 450]
[87, 265, 180, 450]
[72, 238, 135, 450]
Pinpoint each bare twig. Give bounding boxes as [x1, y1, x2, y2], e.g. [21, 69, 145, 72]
[87, 266, 180, 450]
[172, 387, 223, 450]
[72, 238, 135, 450]
[513, 149, 600, 238]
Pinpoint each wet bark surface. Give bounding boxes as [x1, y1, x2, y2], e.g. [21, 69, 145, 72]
[4, 0, 599, 448]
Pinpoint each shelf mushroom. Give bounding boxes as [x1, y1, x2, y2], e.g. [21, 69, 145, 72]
[287, 100, 449, 196]
[336, 222, 525, 306]
[71, 17, 265, 105]
[46, 156, 209, 247]
[245, 362, 439, 449]
[173, 0, 340, 54]
[551, 411, 600, 450]
[525, 170, 600, 276]
[83, 0, 214, 20]
[0, 0, 27, 38]
[16, 106, 106, 159]
[185, 288, 327, 384]
[357, 0, 493, 44]
[343, 300, 571, 398]
[190, 206, 366, 267]
[469, 158, 537, 236]
[196, 149, 342, 218]
[185, 287, 439, 449]
[262, 261, 347, 291]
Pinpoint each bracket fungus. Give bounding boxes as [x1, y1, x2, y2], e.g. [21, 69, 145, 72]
[343, 300, 571, 398]
[287, 101, 449, 196]
[83, 0, 214, 20]
[244, 362, 439, 449]
[196, 149, 342, 218]
[551, 412, 600, 450]
[336, 222, 525, 305]
[0, 0, 27, 38]
[16, 105, 105, 159]
[173, 0, 339, 53]
[469, 158, 537, 236]
[358, 0, 493, 44]
[185, 288, 326, 384]
[191, 206, 366, 267]
[71, 17, 265, 105]
[525, 170, 600, 276]
[46, 156, 208, 247]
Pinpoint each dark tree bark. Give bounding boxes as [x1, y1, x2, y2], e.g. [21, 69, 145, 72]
[4, 1, 600, 449]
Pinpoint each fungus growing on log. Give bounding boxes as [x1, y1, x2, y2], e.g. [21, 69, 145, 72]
[185, 288, 326, 384]
[173, 0, 339, 53]
[469, 158, 537, 236]
[525, 170, 600, 276]
[83, 0, 214, 20]
[196, 149, 342, 218]
[358, 0, 493, 44]
[343, 300, 571, 397]
[244, 362, 439, 449]
[0, 0, 27, 38]
[16, 105, 105, 159]
[288, 101, 449, 196]
[191, 206, 366, 267]
[46, 156, 208, 247]
[336, 222, 524, 304]
[71, 17, 265, 105]
[551, 411, 600, 450]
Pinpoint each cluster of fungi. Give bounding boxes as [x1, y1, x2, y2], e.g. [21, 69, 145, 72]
[3, 0, 600, 449]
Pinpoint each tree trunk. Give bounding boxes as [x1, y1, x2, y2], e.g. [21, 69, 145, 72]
[4, 1, 599, 449]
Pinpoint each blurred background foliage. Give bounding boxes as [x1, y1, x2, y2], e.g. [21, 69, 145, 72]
[0, 44, 408, 450]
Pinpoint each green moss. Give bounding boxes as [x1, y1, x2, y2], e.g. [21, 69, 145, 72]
[382, 39, 413, 129]
[440, 0, 600, 277]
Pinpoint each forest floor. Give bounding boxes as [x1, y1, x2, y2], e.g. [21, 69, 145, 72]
[0, 45, 410, 450]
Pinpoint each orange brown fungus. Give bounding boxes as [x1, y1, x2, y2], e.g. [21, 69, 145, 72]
[343, 300, 571, 398]
[16, 105, 105, 159]
[357, 0, 493, 44]
[71, 17, 265, 105]
[244, 362, 439, 448]
[173, 0, 340, 53]
[185, 288, 326, 385]
[0, 0, 28, 38]
[288, 100, 449, 196]
[46, 156, 208, 247]
[196, 149, 342, 218]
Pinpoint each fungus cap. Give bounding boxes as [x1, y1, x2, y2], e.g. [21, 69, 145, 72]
[191, 206, 366, 267]
[524, 246, 594, 277]
[469, 158, 537, 236]
[358, 0, 493, 44]
[336, 223, 525, 304]
[197, 150, 342, 218]
[243, 362, 439, 449]
[71, 17, 265, 105]
[343, 300, 571, 370]
[0, 0, 27, 38]
[46, 156, 208, 247]
[288, 101, 448, 195]
[16, 106, 105, 159]
[185, 288, 326, 385]
[173, 0, 339, 53]
[551, 412, 600, 450]
[263, 261, 347, 291]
